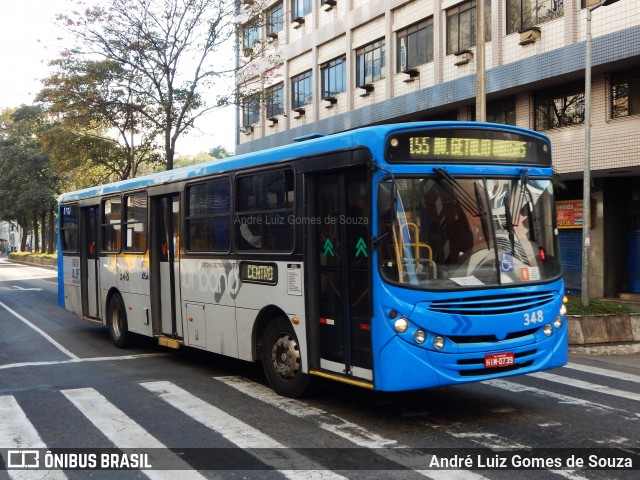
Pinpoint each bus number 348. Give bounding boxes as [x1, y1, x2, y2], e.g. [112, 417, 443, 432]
[523, 310, 544, 326]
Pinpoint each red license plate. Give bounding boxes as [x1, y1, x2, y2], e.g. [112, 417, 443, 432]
[484, 352, 515, 369]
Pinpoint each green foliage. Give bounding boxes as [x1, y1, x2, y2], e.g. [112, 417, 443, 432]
[565, 296, 635, 315]
[54, 0, 245, 170]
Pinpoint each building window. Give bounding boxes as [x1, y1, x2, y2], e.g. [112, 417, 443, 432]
[507, 0, 564, 35]
[60, 203, 79, 253]
[397, 19, 434, 72]
[535, 83, 584, 131]
[611, 68, 640, 118]
[581, 0, 601, 8]
[292, 0, 312, 19]
[123, 192, 147, 252]
[356, 39, 385, 87]
[242, 95, 260, 127]
[235, 170, 294, 251]
[266, 83, 284, 118]
[321, 56, 346, 99]
[101, 196, 122, 253]
[487, 98, 516, 125]
[446, 1, 491, 55]
[267, 3, 284, 37]
[186, 177, 230, 252]
[291, 70, 312, 109]
[242, 19, 260, 50]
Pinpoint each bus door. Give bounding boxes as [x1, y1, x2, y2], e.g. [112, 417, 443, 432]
[310, 167, 373, 381]
[150, 194, 183, 340]
[80, 205, 100, 318]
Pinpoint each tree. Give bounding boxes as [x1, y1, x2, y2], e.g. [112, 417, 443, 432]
[209, 145, 232, 159]
[0, 106, 57, 252]
[55, 0, 267, 171]
[38, 58, 163, 182]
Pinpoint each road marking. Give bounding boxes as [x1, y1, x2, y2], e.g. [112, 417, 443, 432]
[141, 380, 347, 480]
[62, 387, 204, 480]
[565, 362, 640, 384]
[529, 371, 640, 402]
[0, 395, 67, 479]
[215, 376, 487, 480]
[0, 353, 173, 371]
[0, 301, 79, 360]
[485, 379, 638, 420]
[11, 286, 43, 291]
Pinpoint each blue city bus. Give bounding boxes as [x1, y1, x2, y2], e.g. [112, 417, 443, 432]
[57, 121, 567, 397]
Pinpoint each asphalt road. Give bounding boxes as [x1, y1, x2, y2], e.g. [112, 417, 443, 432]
[0, 256, 639, 479]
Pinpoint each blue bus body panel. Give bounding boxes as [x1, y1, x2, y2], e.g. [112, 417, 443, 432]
[370, 276, 567, 391]
[57, 202, 65, 308]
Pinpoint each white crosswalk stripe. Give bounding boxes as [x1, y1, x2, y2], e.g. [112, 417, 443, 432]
[0, 395, 67, 480]
[215, 376, 488, 480]
[61, 387, 206, 480]
[1, 360, 638, 480]
[141, 380, 347, 479]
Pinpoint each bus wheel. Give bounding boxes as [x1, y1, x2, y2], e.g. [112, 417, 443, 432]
[261, 317, 309, 398]
[108, 294, 130, 348]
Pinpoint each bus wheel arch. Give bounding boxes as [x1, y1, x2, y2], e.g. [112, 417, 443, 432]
[106, 289, 131, 348]
[256, 308, 310, 397]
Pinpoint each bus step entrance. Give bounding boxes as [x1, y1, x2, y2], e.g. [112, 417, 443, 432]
[157, 336, 182, 349]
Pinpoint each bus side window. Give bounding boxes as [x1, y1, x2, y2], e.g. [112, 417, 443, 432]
[101, 196, 122, 253]
[235, 170, 294, 252]
[185, 177, 230, 252]
[60, 203, 80, 253]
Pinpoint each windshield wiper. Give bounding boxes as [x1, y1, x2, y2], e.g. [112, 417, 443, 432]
[511, 169, 529, 226]
[473, 182, 491, 251]
[503, 187, 516, 255]
[435, 168, 490, 250]
[434, 168, 480, 217]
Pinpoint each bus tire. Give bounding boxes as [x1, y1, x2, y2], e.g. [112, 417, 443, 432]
[108, 294, 130, 348]
[261, 317, 310, 398]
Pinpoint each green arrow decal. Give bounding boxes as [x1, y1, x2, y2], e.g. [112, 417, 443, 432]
[355, 237, 368, 258]
[323, 238, 335, 257]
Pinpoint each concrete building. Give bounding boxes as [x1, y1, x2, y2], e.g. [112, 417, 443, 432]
[235, 0, 640, 299]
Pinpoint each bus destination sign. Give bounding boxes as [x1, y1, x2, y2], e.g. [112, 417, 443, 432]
[240, 262, 278, 285]
[386, 128, 550, 165]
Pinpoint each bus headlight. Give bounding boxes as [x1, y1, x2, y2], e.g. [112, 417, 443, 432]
[433, 336, 445, 350]
[543, 324, 553, 336]
[554, 316, 563, 329]
[559, 304, 567, 316]
[394, 318, 409, 333]
[414, 330, 426, 344]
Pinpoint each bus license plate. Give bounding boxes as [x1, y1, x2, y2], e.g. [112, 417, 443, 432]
[484, 352, 515, 368]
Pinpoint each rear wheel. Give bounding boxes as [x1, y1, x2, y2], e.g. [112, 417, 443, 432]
[108, 294, 130, 348]
[261, 317, 310, 397]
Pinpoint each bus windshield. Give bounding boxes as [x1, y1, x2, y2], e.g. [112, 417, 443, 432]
[377, 174, 561, 289]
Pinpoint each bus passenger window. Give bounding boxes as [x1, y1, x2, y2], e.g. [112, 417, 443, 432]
[60, 203, 79, 253]
[101, 197, 122, 253]
[235, 170, 294, 252]
[124, 192, 148, 252]
[186, 177, 230, 252]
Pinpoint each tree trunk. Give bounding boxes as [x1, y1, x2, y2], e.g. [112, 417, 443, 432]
[48, 205, 55, 254]
[40, 211, 47, 253]
[33, 213, 39, 252]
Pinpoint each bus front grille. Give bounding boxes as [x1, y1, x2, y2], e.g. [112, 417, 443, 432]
[428, 291, 556, 315]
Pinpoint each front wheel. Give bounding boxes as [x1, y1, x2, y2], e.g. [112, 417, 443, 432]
[108, 294, 131, 348]
[261, 317, 310, 398]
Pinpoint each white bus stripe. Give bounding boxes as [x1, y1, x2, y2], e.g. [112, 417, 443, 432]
[141, 380, 347, 480]
[62, 387, 205, 480]
[215, 376, 487, 480]
[0, 301, 79, 360]
[565, 362, 640, 384]
[0, 395, 67, 480]
[529, 372, 640, 402]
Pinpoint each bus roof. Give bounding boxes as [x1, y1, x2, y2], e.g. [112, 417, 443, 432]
[57, 121, 550, 203]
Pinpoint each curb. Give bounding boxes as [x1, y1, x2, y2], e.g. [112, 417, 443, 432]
[567, 313, 640, 345]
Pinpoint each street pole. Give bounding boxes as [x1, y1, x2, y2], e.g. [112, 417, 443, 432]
[476, 0, 486, 122]
[582, 0, 621, 307]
